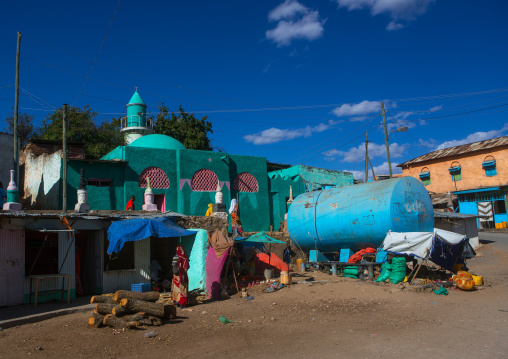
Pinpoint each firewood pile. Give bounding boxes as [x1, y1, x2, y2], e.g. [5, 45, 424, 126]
[88, 290, 176, 329]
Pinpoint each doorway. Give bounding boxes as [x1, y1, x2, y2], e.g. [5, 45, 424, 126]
[75, 231, 102, 295]
[155, 194, 165, 212]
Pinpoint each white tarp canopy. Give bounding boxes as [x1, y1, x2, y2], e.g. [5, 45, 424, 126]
[382, 228, 467, 259]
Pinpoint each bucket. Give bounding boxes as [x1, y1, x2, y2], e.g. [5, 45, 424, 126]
[471, 275, 483, 286]
[280, 271, 292, 285]
[264, 269, 274, 281]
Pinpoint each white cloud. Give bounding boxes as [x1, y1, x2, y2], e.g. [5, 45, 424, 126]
[324, 141, 407, 162]
[332, 100, 396, 117]
[266, 0, 325, 47]
[371, 161, 402, 175]
[429, 105, 443, 112]
[244, 122, 331, 145]
[336, 0, 436, 30]
[342, 169, 365, 180]
[435, 124, 508, 150]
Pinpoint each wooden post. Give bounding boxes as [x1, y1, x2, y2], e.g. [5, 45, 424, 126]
[13, 32, 21, 179]
[381, 102, 392, 178]
[62, 104, 68, 213]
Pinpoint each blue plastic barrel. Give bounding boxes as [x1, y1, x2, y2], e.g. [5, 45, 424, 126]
[287, 177, 434, 252]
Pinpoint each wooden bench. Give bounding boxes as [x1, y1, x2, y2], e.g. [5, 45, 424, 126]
[29, 274, 71, 307]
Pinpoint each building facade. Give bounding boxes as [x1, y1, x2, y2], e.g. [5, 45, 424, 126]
[398, 136, 508, 228]
[20, 91, 354, 232]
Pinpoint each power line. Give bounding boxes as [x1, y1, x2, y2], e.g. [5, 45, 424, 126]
[391, 103, 508, 123]
[72, 0, 121, 106]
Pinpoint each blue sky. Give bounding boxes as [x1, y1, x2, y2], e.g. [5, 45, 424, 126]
[1, 0, 508, 180]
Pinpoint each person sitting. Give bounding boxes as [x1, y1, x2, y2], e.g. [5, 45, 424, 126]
[126, 195, 135, 211]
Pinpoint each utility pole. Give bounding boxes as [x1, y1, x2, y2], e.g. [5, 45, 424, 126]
[13, 32, 21, 181]
[381, 102, 392, 178]
[62, 104, 68, 214]
[365, 131, 369, 183]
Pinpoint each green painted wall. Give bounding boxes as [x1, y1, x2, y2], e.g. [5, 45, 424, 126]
[67, 160, 126, 210]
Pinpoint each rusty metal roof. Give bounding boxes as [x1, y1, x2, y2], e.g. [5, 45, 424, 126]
[398, 135, 508, 167]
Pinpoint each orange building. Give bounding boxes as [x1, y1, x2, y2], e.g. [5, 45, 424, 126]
[398, 136, 508, 228]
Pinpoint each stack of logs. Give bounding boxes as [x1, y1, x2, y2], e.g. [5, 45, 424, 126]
[88, 290, 176, 329]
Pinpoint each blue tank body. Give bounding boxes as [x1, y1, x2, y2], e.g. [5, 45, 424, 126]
[287, 177, 434, 252]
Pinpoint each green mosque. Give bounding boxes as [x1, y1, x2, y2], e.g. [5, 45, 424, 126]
[56, 91, 354, 231]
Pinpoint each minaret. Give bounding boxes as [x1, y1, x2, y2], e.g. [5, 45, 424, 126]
[121, 89, 154, 145]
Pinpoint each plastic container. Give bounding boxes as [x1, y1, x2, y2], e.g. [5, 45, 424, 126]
[296, 259, 305, 272]
[264, 269, 274, 281]
[471, 275, 483, 286]
[503, 222, 508, 228]
[280, 271, 292, 285]
[131, 283, 151, 292]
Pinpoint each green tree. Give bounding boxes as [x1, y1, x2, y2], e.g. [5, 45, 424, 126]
[5, 112, 35, 147]
[35, 105, 124, 159]
[153, 104, 213, 150]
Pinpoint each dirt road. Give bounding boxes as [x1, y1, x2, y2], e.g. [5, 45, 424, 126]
[1, 232, 507, 359]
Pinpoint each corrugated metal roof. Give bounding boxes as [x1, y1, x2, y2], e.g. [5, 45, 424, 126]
[0, 210, 187, 221]
[398, 135, 508, 167]
[434, 211, 486, 219]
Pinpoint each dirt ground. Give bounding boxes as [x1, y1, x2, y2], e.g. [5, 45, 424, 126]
[1, 236, 507, 359]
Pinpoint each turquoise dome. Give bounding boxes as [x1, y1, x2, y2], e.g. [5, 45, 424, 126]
[129, 134, 186, 150]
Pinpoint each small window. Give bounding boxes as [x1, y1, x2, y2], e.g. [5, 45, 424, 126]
[482, 156, 497, 177]
[494, 200, 506, 215]
[449, 163, 462, 182]
[104, 240, 135, 271]
[87, 178, 112, 187]
[419, 168, 431, 186]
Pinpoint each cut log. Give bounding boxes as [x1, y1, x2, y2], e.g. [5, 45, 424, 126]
[95, 303, 118, 315]
[90, 295, 117, 304]
[88, 312, 105, 328]
[164, 304, 177, 319]
[138, 316, 162, 326]
[120, 298, 166, 318]
[114, 290, 160, 302]
[122, 312, 146, 322]
[111, 306, 130, 316]
[102, 314, 139, 329]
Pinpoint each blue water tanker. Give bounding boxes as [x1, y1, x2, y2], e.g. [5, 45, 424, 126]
[287, 177, 434, 252]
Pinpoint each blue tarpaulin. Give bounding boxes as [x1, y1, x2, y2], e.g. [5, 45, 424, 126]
[107, 217, 196, 254]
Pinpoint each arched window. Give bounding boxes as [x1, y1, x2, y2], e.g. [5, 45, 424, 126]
[448, 161, 462, 182]
[139, 167, 169, 188]
[419, 167, 430, 186]
[192, 169, 218, 191]
[234, 172, 259, 192]
[482, 155, 497, 177]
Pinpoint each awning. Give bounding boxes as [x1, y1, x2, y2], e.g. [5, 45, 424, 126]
[235, 231, 286, 244]
[107, 217, 196, 254]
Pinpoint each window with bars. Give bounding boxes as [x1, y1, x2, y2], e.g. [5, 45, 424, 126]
[139, 167, 169, 189]
[234, 172, 259, 192]
[191, 169, 218, 191]
[87, 178, 112, 187]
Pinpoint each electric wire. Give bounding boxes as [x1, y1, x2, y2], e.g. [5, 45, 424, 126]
[72, 0, 121, 106]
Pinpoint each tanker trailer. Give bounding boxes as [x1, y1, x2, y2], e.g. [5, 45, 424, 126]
[287, 176, 433, 252]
